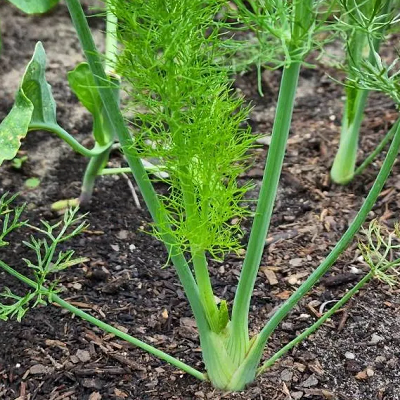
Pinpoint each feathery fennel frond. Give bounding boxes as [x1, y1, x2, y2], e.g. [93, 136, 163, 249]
[111, 0, 254, 259]
[359, 220, 400, 286]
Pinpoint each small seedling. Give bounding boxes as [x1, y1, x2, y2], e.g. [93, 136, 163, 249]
[24, 177, 40, 189]
[11, 155, 28, 170]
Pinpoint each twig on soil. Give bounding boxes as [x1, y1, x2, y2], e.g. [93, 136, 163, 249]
[121, 173, 141, 209]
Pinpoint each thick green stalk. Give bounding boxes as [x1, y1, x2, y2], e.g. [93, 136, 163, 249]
[256, 120, 400, 350]
[229, 62, 301, 363]
[258, 254, 400, 374]
[28, 123, 112, 157]
[191, 250, 219, 332]
[64, 0, 210, 338]
[79, 2, 119, 204]
[257, 272, 372, 374]
[331, 0, 392, 184]
[180, 172, 219, 332]
[0, 260, 206, 381]
[105, 3, 118, 75]
[331, 88, 369, 184]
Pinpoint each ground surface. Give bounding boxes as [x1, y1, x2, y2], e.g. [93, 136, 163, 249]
[1, 2, 400, 400]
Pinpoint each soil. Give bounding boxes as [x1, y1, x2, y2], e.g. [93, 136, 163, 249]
[1, 2, 400, 400]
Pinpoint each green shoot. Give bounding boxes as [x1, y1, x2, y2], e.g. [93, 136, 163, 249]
[331, 0, 398, 184]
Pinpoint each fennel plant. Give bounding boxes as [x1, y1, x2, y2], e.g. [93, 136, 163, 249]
[231, 0, 400, 184]
[330, 0, 399, 184]
[2, 0, 400, 392]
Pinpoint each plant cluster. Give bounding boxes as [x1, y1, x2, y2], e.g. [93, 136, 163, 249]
[1, 0, 400, 393]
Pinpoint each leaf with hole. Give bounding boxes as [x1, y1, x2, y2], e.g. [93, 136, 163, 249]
[0, 42, 60, 165]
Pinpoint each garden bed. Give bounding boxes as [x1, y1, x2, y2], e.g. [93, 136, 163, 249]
[1, 2, 400, 399]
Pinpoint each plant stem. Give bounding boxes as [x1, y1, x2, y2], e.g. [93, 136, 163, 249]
[105, 2, 118, 75]
[80, 147, 112, 204]
[192, 250, 219, 332]
[257, 272, 372, 375]
[180, 171, 219, 331]
[230, 62, 301, 362]
[28, 123, 112, 157]
[79, 2, 119, 205]
[99, 167, 132, 175]
[0, 260, 206, 381]
[331, 0, 392, 184]
[354, 119, 399, 177]
[256, 120, 400, 349]
[65, 0, 210, 337]
[330, 88, 369, 184]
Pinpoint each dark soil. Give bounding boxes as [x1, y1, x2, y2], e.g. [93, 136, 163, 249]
[1, 2, 400, 400]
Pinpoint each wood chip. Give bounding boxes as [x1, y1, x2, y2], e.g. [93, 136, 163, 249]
[261, 267, 279, 285]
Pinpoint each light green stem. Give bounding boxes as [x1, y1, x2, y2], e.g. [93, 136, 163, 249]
[65, 0, 210, 339]
[192, 250, 219, 332]
[331, 88, 369, 184]
[180, 171, 219, 332]
[331, 0, 392, 184]
[354, 118, 399, 177]
[99, 167, 132, 175]
[28, 123, 112, 157]
[257, 272, 372, 374]
[78, 1, 120, 204]
[255, 120, 400, 350]
[230, 62, 301, 363]
[105, 4, 118, 75]
[0, 260, 206, 381]
[80, 148, 112, 204]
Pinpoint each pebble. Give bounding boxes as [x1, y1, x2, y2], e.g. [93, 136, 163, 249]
[281, 369, 293, 382]
[301, 374, 318, 388]
[345, 352, 356, 360]
[369, 333, 384, 345]
[76, 349, 91, 363]
[291, 391, 304, 399]
[375, 355, 386, 364]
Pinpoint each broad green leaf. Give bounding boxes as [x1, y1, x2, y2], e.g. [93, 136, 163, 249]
[0, 90, 33, 164]
[7, 0, 59, 14]
[0, 42, 59, 165]
[68, 62, 114, 146]
[22, 42, 57, 125]
[68, 63, 102, 116]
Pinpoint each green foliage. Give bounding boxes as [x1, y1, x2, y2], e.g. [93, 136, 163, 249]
[68, 62, 115, 146]
[359, 220, 400, 285]
[0, 194, 88, 321]
[11, 155, 28, 169]
[7, 0, 59, 14]
[347, 49, 400, 105]
[111, 0, 254, 259]
[230, 0, 332, 69]
[0, 192, 26, 247]
[0, 42, 58, 165]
